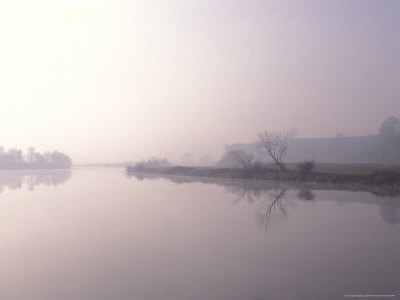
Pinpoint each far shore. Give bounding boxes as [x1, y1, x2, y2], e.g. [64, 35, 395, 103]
[126, 165, 400, 191]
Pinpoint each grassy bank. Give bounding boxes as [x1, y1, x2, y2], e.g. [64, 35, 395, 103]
[285, 162, 400, 175]
[126, 165, 400, 188]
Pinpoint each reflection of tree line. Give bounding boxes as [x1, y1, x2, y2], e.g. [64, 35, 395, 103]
[127, 172, 400, 226]
[0, 170, 72, 193]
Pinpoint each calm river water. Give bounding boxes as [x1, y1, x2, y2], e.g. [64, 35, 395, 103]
[1, 168, 399, 300]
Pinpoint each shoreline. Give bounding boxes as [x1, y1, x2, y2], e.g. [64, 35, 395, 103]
[126, 166, 400, 194]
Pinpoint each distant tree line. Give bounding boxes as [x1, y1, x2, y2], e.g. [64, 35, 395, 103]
[0, 147, 72, 169]
[377, 116, 400, 162]
[380, 116, 400, 136]
[127, 157, 170, 171]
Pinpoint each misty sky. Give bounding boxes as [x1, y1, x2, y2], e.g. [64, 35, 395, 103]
[0, 0, 399, 163]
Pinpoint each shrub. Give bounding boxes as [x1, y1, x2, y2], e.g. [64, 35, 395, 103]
[298, 160, 315, 178]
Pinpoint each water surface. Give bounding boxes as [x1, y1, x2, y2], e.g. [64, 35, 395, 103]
[1, 168, 399, 300]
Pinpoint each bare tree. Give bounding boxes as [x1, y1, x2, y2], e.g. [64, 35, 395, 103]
[256, 130, 288, 171]
[380, 116, 400, 136]
[228, 150, 255, 169]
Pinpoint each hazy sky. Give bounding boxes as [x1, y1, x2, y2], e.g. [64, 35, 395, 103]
[0, 0, 399, 163]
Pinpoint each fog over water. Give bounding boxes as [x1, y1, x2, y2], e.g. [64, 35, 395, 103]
[0, 0, 399, 163]
[1, 2, 399, 299]
[1, 168, 399, 300]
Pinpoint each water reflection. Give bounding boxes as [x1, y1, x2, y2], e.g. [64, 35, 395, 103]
[256, 189, 287, 230]
[127, 172, 400, 226]
[380, 198, 400, 224]
[297, 187, 315, 201]
[2, 169, 399, 300]
[0, 169, 72, 192]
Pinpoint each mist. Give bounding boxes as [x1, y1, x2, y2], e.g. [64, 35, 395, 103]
[2, 2, 400, 298]
[0, 0, 398, 164]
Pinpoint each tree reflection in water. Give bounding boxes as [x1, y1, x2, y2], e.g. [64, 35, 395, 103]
[0, 170, 72, 193]
[297, 187, 315, 201]
[126, 172, 400, 226]
[256, 189, 287, 230]
[231, 185, 316, 230]
[379, 198, 400, 224]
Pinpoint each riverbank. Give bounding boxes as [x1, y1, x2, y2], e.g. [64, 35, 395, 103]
[126, 166, 400, 189]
